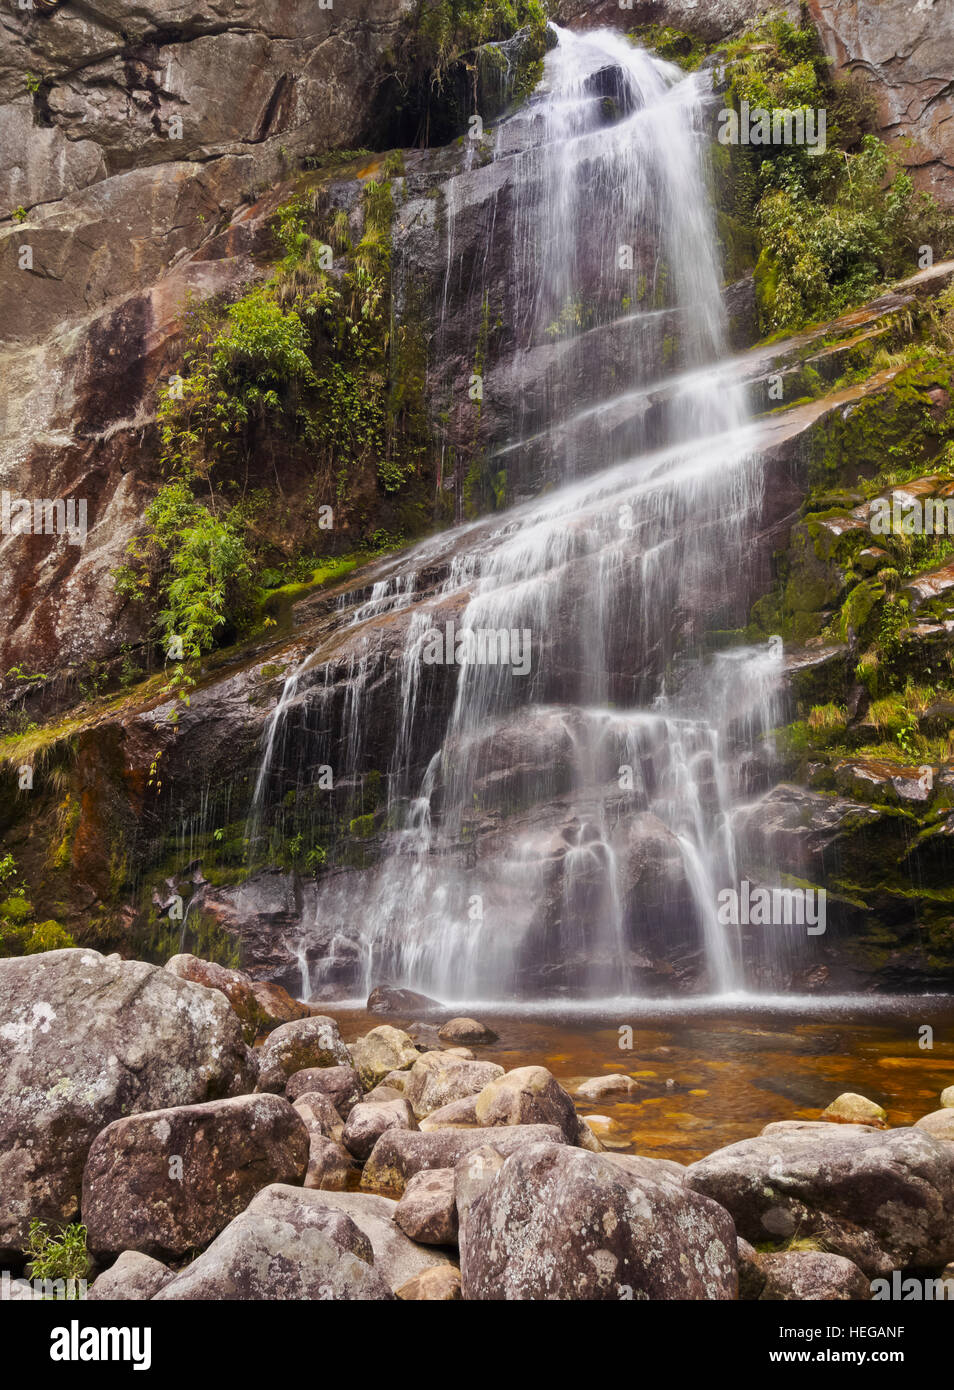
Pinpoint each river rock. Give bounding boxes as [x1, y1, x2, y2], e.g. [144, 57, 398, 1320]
[86, 1251, 174, 1301]
[419, 1095, 481, 1130]
[249, 982, 311, 1030]
[394, 1168, 458, 1245]
[301, 1189, 456, 1293]
[941, 1086, 954, 1108]
[367, 986, 445, 1018]
[165, 954, 268, 1043]
[396, 1264, 462, 1300]
[153, 1184, 393, 1301]
[293, 1091, 345, 1145]
[364, 1084, 405, 1103]
[350, 1025, 420, 1090]
[0, 948, 255, 1259]
[257, 1015, 351, 1091]
[362, 1124, 568, 1195]
[461, 1143, 738, 1300]
[404, 1052, 505, 1119]
[343, 1099, 418, 1162]
[304, 1136, 355, 1191]
[575, 1074, 642, 1100]
[821, 1093, 888, 1127]
[686, 1122, 954, 1276]
[753, 1251, 872, 1301]
[82, 1093, 309, 1260]
[285, 1065, 362, 1116]
[474, 1065, 590, 1147]
[437, 1017, 498, 1045]
[915, 1109, 954, 1142]
[382, 1070, 409, 1093]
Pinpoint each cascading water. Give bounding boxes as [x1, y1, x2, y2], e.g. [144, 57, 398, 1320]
[243, 27, 789, 1004]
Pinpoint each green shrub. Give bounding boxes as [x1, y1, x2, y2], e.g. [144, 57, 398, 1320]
[25, 1220, 88, 1291]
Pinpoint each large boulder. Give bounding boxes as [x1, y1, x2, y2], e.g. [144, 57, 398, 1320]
[0, 949, 255, 1258]
[285, 1065, 362, 1117]
[82, 1093, 309, 1260]
[86, 1251, 174, 1301]
[461, 1143, 738, 1300]
[403, 1052, 504, 1120]
[394, 1168, 458, 1246]
[750, 1251, 872, 1301]
[349, 1025, 420, 1091]
[256, 1016, 351, 1091]
[153, 1184, 394, 1300]
[164, 954, 267, 1042]
[686, 1122, 954, 1276]
[302, 1190, 456, 1293]
[362, 1124, 568, 1195]
[343, 1099, 418, 1162]
[474, 1066, 590, 1147]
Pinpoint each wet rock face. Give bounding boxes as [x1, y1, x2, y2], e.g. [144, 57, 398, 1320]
[460, 1142, 739, 1300]
[686, 1122, 954, 1277]
[0, 948, 256, 1259]
[0, 0, 413, 677]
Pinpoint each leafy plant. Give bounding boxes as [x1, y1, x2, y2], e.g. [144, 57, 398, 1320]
[25, 1220, 88, 1291]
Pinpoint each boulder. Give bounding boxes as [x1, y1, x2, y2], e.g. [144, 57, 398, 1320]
[257, 1016, 351, 1091]
[575, 1074, 642, 1101]
[300, 1190, 456, 1293]
[437, 1017, 498, 1045]
[753, 1251, 872, 1301]
[687, 1122, 954, 1276]
[461, 1143, 738, 1300]
[396, 1264, 462, 1300]
[82, 1093, 309, 1260]
[362, 1124, 568, 1195]
[404, 1052, 504, 1120]
[153, 1184, 393, 1300]
[394, 1168, 458, 1246]
[821, 1093, 888, 1128]
[915, 1109, 954, 1142]
[419, 1095, 480, 1131]
[0, 949, 255, 1259]
[343, 1099, 418, 1162]
[349, 1025, 420, 1091]
[304, 1136, 355, 1192]
[292, 1091, 345, 1145]
[364, 1084, 405, 1103]
[367, 986, 445, 1018]
[454, 1144, 507, 1236]
[474, 1065, 590, 1147]
[165, 954, 268, 1043]
[284, 1065, 362, 1117]
[249, 982, 310, 1030]
[86, 1251, 174, 1301]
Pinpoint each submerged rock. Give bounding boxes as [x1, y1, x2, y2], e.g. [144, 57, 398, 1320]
[82, 1093, 309, 1260]
[438, 1017, 499, 1045]
[0, 949, 255, 1259]
[153, 1184, 393, 1301]
[575, 1074, 642, 1100]
[460, 1143, 738, 1300]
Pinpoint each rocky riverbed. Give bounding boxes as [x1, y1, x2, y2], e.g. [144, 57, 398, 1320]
[2, 948, 953, 1301]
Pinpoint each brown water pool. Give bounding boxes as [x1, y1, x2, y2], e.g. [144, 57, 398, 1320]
[327, 998, 954, 1164]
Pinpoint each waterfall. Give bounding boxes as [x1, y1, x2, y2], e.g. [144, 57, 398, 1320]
[245, 27, 787, 1004]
